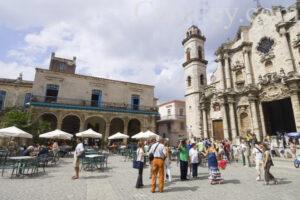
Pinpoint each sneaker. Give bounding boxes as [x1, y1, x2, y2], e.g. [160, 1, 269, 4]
[256, 177, 261, 181]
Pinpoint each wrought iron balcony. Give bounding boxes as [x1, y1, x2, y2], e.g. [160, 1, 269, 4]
[30, 95, 158, 115]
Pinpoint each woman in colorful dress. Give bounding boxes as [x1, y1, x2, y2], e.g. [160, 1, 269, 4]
[203, 144, 223, 184]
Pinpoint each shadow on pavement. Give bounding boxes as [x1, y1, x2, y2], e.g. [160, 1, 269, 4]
[223, 179, 241, 184]
[81, 175, 111, 180]
[164, 186, 199, 193]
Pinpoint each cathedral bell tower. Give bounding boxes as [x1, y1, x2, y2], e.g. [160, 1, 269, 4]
[182, 25, 208, 139]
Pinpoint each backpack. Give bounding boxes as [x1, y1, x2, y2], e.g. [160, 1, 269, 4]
[149, 143, 159, 162]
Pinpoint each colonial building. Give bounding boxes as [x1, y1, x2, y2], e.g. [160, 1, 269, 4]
[0, 53, 158, 140]
[0, 75, 32, 111]
[156, 100, 187, 146]
[183, 3, 300, 142]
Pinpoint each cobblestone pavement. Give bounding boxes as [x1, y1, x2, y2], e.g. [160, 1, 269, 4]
[0, 156, 299, 200]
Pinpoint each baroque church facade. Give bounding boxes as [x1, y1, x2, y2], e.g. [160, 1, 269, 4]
[183, 3, 300, 142]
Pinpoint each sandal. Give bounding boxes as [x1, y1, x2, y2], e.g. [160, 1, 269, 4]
[72, 176, 79, 180]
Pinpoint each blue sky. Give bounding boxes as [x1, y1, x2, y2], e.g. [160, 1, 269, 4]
[0, 0, 296, 102]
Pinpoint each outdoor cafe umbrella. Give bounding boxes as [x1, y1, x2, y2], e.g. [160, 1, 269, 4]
[0, 126, 33, 138]
[131, 131, 144, 139]
[76, 129, 102, 139]
[108, 132, 129, 140]
[132, 130, 158, 139]
[285, 132, 300, 138]
[39, 129, 73, 140]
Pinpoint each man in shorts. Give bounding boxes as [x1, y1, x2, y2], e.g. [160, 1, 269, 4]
[72, 138, 84, 180]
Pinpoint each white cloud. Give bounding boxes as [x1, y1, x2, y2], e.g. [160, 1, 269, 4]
[0, 0, 296, 101]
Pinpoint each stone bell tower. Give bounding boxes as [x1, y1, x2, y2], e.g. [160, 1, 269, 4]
[182, 25, 208, 139]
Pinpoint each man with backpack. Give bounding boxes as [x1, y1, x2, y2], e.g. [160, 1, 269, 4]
[149, 137, 166, 193]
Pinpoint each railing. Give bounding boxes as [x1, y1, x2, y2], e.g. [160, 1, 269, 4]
[158, 115, 186, 121]
[30, 95, 158, 114]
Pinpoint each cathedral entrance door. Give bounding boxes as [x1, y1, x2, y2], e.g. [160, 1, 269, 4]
[262, 98, 296, 135]
[212, 120, 224, 141]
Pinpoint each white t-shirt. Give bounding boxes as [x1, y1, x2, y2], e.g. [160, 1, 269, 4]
[136, 147, 144, 162]
[189, 148, 199, 164]
[74, 143, 84, 158]
[252, 147, 263, 161]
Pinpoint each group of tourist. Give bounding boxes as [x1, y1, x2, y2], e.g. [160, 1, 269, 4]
[4, 139, 71, 158]
[132, 131, 296, 193]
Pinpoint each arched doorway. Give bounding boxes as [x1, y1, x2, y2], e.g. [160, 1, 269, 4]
[84, 116, 106, 134]
[40, 113, 57, 131]
[127, 119, 141, 137]
[61, 115, 80, 134]
[109, 118, 124, 135]
[240, 112, 250, 137]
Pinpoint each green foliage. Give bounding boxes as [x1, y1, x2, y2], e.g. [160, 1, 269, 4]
[0, 108, 51, 143]
[0, 109, 28, 128]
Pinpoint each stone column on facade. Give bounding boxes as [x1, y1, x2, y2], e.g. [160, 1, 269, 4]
[221, 101, 229, 140]
[201, 105, 208, 139]
[224, 53, 232, 89]
[243, 47, 253, 85]
[105, 123, 110, 141]
[216, 55, 225, 91]
[79, 120, 85, 132]
[228, 99, 237, 140]
[279, 27, 296, 72]
[258, 102, 267, 138]
[123, 119, 129, 144]
[289, 82, 300, 131]
[249, 97, 260, 141]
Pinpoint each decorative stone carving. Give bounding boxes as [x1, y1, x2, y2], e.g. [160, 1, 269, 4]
[258, 68, 288, 90]
[293, 33, 300, 48]
[259, 84, 290, 102]
[231, 61, 245, 71]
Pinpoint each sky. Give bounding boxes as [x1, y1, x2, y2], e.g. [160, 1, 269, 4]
[0, 0, 296, 103]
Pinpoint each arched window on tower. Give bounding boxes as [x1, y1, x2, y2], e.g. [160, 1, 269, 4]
[197, 47, 202, 60]
[200, 74, 204, 85]
[187, 76, 192, 87]
[186, 48, 191, 61]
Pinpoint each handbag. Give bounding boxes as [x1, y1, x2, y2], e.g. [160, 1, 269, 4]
[133, 160, 141, 169]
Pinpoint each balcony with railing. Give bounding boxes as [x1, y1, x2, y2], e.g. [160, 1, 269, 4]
[157, 114, 186, 122]
[30, 95, 158, 115]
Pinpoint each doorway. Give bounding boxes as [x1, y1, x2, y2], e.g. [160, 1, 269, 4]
[212, 120, 224, 141]
[262, 98, 296, 135]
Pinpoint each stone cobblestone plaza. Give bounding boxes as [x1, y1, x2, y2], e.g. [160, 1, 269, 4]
[0, 156, 299, 200]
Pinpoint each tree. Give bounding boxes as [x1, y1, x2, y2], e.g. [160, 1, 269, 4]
[0, 109, 51, 143]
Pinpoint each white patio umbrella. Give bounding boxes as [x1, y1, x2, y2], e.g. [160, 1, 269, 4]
[108, 132, 129, 140]
[76, 129, 102, 139]
[131, 131, 144, 139]
[39, 129, 73, 140]
[132, 130, 158, 139]
[0, 126, 32, 138]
